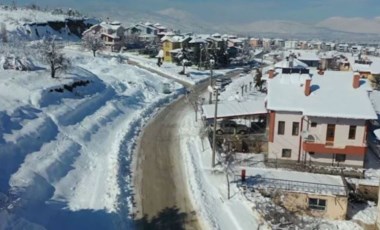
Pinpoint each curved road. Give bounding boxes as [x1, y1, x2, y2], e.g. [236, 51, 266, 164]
[132, 60, 241, 229]
[134, 94, 200, 229]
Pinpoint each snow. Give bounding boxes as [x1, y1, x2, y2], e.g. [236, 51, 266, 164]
[285, 50, 321, 61]
[202, 99, 267, 119]
[125, 52, 231, 86]
[179, 102, 267, 230]
[180, 88, 362, 229]
[267, 70, 378, 120]
[374, 129, 380, 140]
[0, 46, 183, 229]
[239, 167, 347, 196]
[0, 7, 97, 41]
[0, 7, 66, 31]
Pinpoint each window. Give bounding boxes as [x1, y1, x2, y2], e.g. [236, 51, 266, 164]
[282, 149, 291, 158]
[335, 154, 346, 162]
[292, 122, 299, 136]
[308, 198, 326, 211]
[309, 152, 315, 155]
[165, 51, 170, 57]
[278, 121, 285, 135]
[311, 122, 317, 127]
[349, 126, 356, 140]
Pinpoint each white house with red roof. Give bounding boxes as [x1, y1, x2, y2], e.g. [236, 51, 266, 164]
[266, 68, 377, 167]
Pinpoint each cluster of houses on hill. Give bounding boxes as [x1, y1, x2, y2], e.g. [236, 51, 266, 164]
[82, 20, 255, 67]
[250, 38, 380, 56]
[81, 18, 380, 226]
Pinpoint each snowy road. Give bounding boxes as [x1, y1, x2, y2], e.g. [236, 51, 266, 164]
[134, 68, 241, 229]
[134, 95, 201, 229]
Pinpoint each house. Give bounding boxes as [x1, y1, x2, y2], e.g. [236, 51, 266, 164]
[319, 51, 339, 70]
[266, 69, 377, 168]
[273, 39, 285, 48]
[285, 40, 298, 50]
[310, 41, 325, 51]
[207, 34, 226, 49]
[83, 21, 125, 52]
[351, 45, 363, 55]
[324, 42, 336, 51]
[250, 38, 263, 48]
[125, 22, 168, 44]
[295, 50, 321, 68]
[244, 168, 348, 220]
[161, 35, 191, 62]
[227, 37, 244, 48]
[338, 44, 349, 52]
[262, 38, 273, 50]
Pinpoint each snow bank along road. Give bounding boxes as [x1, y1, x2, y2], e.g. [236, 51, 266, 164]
[134, 67, 242, 229]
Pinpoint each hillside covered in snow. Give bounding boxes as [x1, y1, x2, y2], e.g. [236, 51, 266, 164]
[0, 5, 98, 41]
[0, 43, 183, 229]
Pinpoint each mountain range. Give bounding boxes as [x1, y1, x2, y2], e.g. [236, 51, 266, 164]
[95, 7, 380, 42]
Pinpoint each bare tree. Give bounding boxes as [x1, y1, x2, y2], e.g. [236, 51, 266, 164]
[0, 23, 7, 43]
[82, 33, 104, 57]
[40, 38, 70, 78]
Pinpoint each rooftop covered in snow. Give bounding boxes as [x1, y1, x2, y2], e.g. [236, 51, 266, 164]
[267, 70, 377, 120]
[202, 99, 267, 120]
[242, 168, 347, 196]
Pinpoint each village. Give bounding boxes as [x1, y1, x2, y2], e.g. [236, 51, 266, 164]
[2, 3, 380, 230]
[80, 19, 380, 228]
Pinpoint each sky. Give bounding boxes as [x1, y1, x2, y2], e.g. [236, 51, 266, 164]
[12, 0, 380, 24]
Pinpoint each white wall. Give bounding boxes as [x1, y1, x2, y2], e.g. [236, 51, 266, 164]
[268, 111, 303, 161]
[269, 112, 367, 167]
[305, 117, 366, 147]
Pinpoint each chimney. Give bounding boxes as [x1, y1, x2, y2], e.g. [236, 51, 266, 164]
[304, 79, 311, 96]
[353, 73, 360, 89]
[268, 69, 275, 79]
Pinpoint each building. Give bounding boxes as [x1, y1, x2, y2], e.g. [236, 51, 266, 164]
[125, 22, 168, 45]
[285, 40, 298, 50]
[161, 35, 191, 62]
[242, 168, 348, 220]
[262, 38, 273, 50]
[338, 44, 349, 52]
[250, 38, 263, 48]
[83, 21, 125, 52]
[266, 69, 377, 168]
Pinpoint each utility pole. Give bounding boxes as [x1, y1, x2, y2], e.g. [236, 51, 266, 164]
[212, 86, 219, 167]
[198, 43, 203, 70]
[208, 58, 215, 104]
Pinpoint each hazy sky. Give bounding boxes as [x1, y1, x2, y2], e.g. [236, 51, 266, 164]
[14, 0, 380, 23]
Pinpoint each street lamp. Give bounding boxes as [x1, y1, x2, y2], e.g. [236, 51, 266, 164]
[208, 85, 219, 167]
[208, 58, 215, 104]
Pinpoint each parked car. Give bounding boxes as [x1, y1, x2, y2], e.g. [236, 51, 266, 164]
[213, 120, 250, 134]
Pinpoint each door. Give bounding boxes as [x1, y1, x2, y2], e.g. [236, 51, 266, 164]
[326, 124, 335, 146]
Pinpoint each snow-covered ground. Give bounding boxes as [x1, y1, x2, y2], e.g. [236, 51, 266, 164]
[0, 6, 96, 41]
[0, 47, 183, 229]
[178, 106, 368, 229]
[125, 52, 235, 86]
[177, 72, 376, 229]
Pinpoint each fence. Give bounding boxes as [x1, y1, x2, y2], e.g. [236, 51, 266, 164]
[234, 175, 347, 196]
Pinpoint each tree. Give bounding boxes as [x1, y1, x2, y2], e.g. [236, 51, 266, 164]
[175, 48, 191, 75]
[254, 68, 264, 92]
[40, 38, 70, 78]
[82, 33, 104, 57]
[0, 23, 8, 43]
